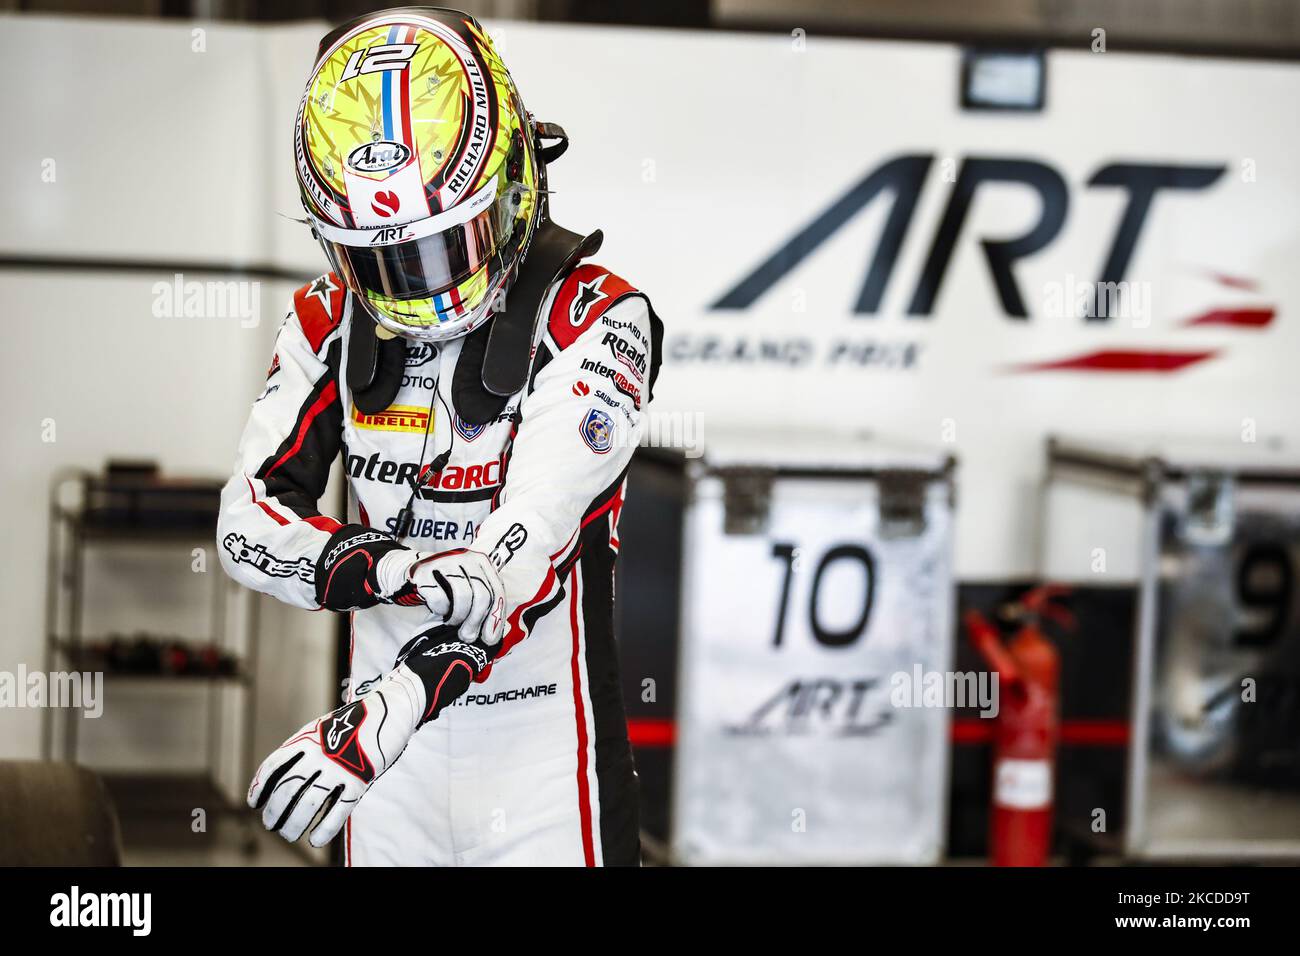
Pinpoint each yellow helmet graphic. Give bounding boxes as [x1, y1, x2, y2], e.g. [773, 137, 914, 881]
[295, 7, 542, 341]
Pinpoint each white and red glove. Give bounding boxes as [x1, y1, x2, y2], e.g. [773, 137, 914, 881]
[375, 547, 507, 648]
[247, 624, 495, 846]
[311, 526, 508, 652]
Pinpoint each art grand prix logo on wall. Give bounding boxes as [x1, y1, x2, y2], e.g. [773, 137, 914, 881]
[687, 154, 1276, 374]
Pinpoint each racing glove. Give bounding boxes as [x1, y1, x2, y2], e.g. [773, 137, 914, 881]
[314, 525, 415, 611]
[247, 624, 494, 847]
[374, 547, 507, 648]
[313, 529, 507, 653]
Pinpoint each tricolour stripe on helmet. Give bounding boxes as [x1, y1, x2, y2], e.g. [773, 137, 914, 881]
[382, 25, 398, 141]
[397, 27, 414, 151]
[380, 25, 415, 150]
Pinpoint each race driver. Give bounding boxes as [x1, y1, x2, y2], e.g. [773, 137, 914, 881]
[217, 7, 659, 866]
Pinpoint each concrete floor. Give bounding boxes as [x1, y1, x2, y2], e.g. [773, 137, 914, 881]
[118, 813, 320, 867]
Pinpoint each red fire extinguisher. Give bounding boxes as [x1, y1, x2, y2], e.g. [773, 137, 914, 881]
[964, 585, 1072, 866]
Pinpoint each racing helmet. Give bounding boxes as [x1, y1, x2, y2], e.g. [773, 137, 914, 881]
[295, 7, 542, 342]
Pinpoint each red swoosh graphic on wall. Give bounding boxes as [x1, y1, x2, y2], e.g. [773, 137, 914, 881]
[1182, 307, 1275, 328]
[1011, 349, 1218, 373]
[1202, 271, 1260, 292]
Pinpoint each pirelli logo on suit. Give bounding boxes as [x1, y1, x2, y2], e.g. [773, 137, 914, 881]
[351, 404, 432, 433]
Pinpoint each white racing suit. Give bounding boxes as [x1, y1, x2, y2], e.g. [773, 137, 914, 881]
[217, 264, 658, 865]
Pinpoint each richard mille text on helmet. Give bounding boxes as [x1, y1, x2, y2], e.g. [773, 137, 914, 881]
[216, 6, 662, 866]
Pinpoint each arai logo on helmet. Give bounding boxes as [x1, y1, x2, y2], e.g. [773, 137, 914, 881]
[346, 140, 412, 174]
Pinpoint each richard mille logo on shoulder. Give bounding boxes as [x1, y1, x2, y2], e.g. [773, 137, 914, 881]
[570, 274, 608, 326]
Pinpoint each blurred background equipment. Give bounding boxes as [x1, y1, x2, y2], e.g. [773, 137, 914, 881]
[44, 463, 261, 855]
[618, 431, 955, 864]
[1043, 436, 1300, 859]
[965, 586, 1070, 866]
[959, 47, 1046, 111]
[0, 761, 122, 866]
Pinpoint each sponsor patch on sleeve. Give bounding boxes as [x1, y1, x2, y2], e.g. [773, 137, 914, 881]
[579, 408, 616, 454]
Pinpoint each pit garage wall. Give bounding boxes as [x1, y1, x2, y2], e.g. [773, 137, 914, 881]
[1, 15, 1297, 835]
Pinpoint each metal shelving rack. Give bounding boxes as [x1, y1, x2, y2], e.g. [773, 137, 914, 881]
[43, 466, 260, 841]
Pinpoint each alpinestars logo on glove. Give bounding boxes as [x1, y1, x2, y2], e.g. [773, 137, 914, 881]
[420, 641, 491, 671]
[322, 530, 392, 568]
[321, 700, 375, 782]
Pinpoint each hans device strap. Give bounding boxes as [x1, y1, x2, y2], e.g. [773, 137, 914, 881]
[346, 315, 408, 415]
[451, 321, 506, 426]
[481, 220, 603, 397]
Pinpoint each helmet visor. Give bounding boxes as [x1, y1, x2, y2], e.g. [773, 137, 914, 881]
[312, 178, 519, 303]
